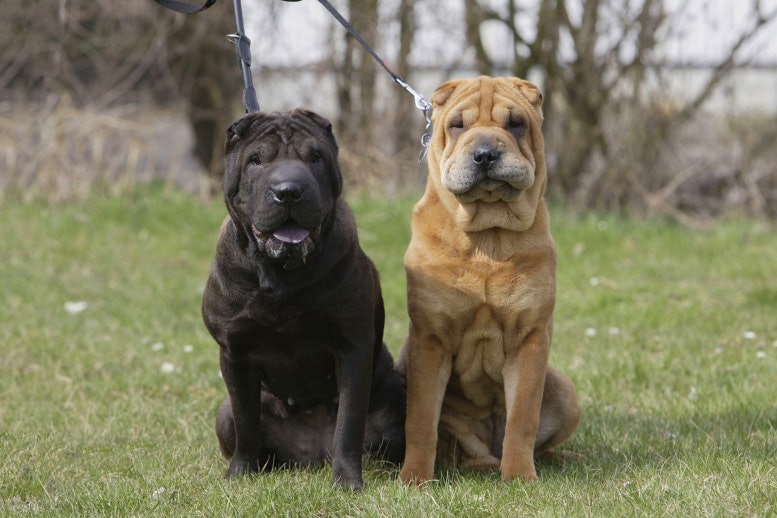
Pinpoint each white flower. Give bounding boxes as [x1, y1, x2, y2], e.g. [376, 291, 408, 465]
[589, 277, 600, 287]
[743, 331, 757, 340]
[183, 344, 194, 353]
[151, 342, 164, 352]
[608, 327, 621, 336]
[64, 301, 87, 314]
[585, 328, 597, 337]
[755, 351, 767, 359]
[160, 362, 176, 374]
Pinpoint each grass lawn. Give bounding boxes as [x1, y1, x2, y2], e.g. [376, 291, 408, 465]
[1, 184, 774, 516]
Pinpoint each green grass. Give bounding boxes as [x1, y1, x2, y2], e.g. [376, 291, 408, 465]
[1, 184, 775, 516]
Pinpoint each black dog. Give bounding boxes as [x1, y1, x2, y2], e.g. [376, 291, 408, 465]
[202, 109, 405, 490]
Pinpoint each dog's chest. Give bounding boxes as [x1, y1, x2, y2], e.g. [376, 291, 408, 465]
[412, 258, 542, 409]
[452, 303, 507, 407]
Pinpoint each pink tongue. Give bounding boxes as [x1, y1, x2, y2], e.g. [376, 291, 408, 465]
[272, 222, 310, 244]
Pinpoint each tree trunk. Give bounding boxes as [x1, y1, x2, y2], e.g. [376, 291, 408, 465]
[465, 0, 492, 75]
[392, 0, 417, 154]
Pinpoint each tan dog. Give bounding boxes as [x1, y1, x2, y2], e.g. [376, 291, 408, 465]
[398, 76, 581, 484]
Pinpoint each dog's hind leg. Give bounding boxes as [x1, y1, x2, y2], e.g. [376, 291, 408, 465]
[215, 397, 237, 458]
[534, 367, 581, 454]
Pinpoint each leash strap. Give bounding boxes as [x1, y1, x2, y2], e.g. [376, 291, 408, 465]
[315, 0, 432, 160]
[227, 0, 260, 112]
[151, 0, 217, 14]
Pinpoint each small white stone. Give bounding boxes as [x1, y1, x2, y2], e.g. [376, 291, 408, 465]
[64, 301, 87, 314]
[160, 362, 176, 374]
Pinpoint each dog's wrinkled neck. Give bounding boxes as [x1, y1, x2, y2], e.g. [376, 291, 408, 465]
[456, 195, 538, 233]
[415, 187, 551, 261]
[282, 257, 306, 270]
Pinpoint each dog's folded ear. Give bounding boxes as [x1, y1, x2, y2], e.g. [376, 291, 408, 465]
[431, 79, 463, 109]
[226, 116, 254, 147]
[225, 113, 276, 154]
[509, 79, 544, 108]
[293, 109, 333, 133]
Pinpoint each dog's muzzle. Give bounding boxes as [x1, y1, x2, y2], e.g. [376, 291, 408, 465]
[252, 221, 320, 268]
[443, 141, 533, 203]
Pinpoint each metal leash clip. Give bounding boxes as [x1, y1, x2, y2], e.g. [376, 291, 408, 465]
[418, 111, 432, 162]
[394, 77, 431, 113]
[395, 77, 433, 162]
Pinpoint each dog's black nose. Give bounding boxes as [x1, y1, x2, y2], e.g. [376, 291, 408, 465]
[473, 146, 501, 168]
[270, 182, 304, 205]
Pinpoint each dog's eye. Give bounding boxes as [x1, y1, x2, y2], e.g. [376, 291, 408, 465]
[309, 150, 323, 164]
[248, 154, 262, 166]
[448, 115, 465, 137]
[507, 116, 527, 138]
[508, 115, 526, 130]
[448, 115, 464, 130]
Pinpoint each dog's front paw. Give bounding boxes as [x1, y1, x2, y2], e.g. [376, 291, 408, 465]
[332, 460, 364, 490]
[225, 457, 260, 478]
[399, 464, 434, 485]
[500, 459, 539, 482]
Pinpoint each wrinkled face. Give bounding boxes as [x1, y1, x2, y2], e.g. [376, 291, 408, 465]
[436, 78, 543, 202]
[223, 109, 342, 264]
[429, 77, 547, 232]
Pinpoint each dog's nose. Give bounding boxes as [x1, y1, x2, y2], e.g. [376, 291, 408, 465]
[473, 146, 501, 169]
[270, 182, 304, 205]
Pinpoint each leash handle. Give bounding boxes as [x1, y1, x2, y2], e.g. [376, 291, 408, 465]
[151, 0, 217, 14]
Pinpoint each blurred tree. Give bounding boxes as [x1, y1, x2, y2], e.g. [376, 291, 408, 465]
[167, 8, 240, 190]
[0, 1, 239, 189]
[459, 0, 777, 218]
[335, 0, 379, 143]
[392, 0, 418, 155]
[2, 0, 775, 217]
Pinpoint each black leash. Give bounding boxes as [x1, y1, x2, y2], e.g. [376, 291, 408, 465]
[152, 0, 432, 159]
[226, 0, 260, 112]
